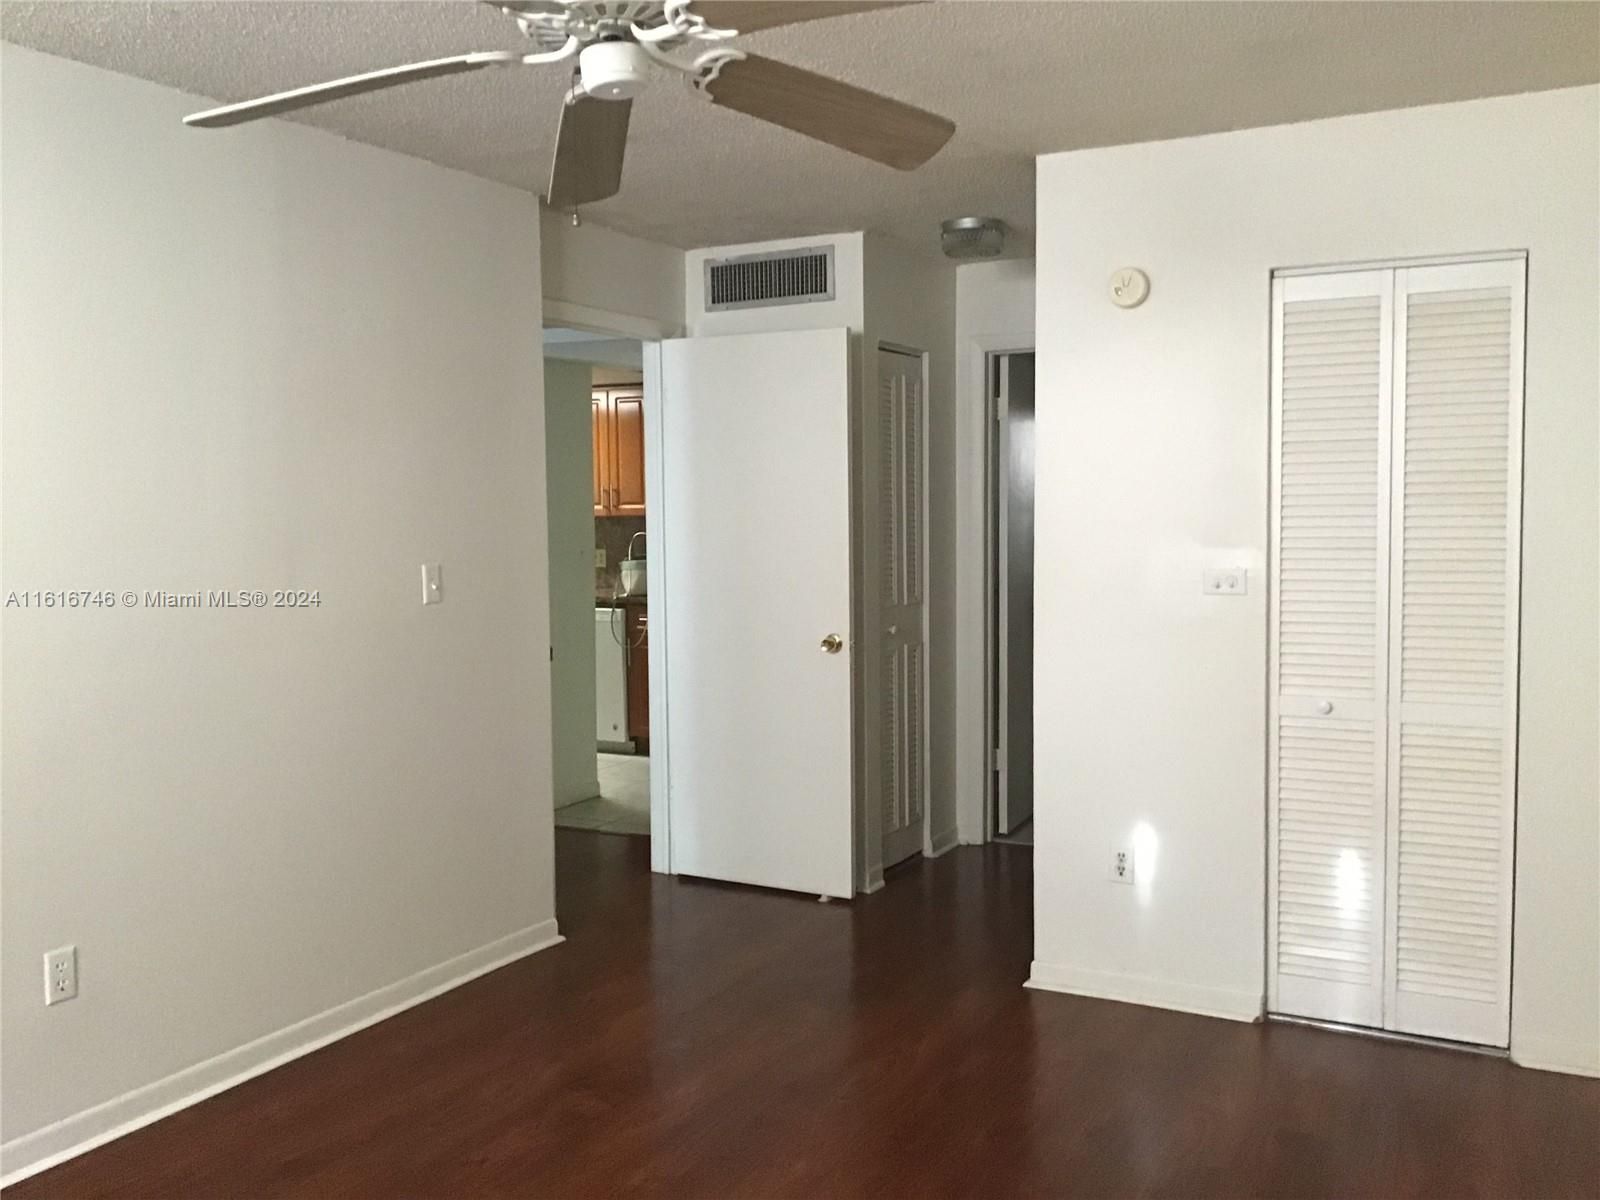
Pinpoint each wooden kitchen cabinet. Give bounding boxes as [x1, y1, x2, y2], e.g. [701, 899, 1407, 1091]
[592, 392, 609, 514]
[593, 387, 646, 517]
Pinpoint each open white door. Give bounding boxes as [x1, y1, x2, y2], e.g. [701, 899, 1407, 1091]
[659, 327, 855, 898]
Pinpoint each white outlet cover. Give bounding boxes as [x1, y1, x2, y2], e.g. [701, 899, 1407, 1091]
[1110, 848, 1136, 884]
[1202, 567, 1248, 596]
[44, 945, 77, 1005]
[421, 563, 443, 605]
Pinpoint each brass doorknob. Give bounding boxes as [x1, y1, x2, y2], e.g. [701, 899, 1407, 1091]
[820, 634, 843, 654]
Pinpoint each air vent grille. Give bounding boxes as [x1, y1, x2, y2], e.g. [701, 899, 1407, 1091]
[704, 246, 834, 311]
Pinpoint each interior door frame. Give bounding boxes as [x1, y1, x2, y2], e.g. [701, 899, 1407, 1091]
[543, 300, 680, 875]
[981, 343, 1036, 843]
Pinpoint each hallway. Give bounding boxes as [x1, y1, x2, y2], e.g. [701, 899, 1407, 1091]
[9, 834, 1595, 1198]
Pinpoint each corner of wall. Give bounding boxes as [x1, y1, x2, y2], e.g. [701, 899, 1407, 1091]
[1510, 1036, 1600, 1079]
[1026, 961, 1264, 1024]
[0, 923, 564, 1188]
[540, 210, 686, 332]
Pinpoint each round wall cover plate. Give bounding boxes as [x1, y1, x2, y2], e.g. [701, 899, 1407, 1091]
[1110, 268, 1150, 308]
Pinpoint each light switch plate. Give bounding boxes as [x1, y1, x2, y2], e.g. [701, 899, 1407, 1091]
[422, 563, 443, 605]
[1203, 567, 1247, 596]
[594, 548, 607, 570]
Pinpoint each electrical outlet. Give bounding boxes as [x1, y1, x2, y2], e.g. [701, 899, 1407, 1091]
[1202, 567, 1248, 596]
[421, 563, 443, 606]
[1110, 848, 1136, 885]
[44, 946, 77, 1005]
[594, 548, 607, 570]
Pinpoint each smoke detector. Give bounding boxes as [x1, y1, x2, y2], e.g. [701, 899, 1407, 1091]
[940, 216, 1006, 260]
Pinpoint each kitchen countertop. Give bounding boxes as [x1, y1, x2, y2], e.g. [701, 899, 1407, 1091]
[595, 593, 648, 607]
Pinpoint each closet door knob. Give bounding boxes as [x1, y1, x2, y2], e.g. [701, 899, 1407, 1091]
[1317, 700, 1334, 715]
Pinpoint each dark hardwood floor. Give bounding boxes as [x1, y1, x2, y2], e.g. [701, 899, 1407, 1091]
[9, 831, 1597, 1198]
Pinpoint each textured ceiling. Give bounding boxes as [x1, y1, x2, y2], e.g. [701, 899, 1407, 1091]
[3, 1, 1597, 258]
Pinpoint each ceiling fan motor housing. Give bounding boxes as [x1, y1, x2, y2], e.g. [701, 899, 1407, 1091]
[580, 41, 650, 101]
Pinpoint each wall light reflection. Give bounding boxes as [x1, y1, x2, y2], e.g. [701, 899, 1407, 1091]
[1133, 820, 1160, 907]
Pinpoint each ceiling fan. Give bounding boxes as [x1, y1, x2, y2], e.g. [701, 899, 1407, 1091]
[183, 1, 955, 209]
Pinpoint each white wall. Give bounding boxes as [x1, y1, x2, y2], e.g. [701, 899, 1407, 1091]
[0, 46, 558, 1178]
[951, 260, 1036, 844]
[542, 338, 644, 370]
[541, 210, 685, 334]
[1030, 87, 1599, 1075]
[544, 359, 601, 809]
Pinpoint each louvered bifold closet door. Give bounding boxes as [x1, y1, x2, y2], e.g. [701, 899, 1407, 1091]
[877, 350, 927, 867]
[1384, 260, 1523, 1047]
[1269, 271, 1393, 1028]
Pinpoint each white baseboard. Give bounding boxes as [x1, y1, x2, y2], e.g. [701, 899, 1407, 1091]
[1026, 960, 1264, 1024]
[0, 919, 563, 1187]
[1511, 1034, 1600, 1078]
[926, 826, 960, 858]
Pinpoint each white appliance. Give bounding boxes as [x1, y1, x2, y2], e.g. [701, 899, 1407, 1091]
[619, 530, 646, 597]
[595, 607, 629, 747]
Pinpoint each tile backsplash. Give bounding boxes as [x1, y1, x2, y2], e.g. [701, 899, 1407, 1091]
[596, 516, 646, 594]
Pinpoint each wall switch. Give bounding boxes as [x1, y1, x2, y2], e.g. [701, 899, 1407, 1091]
[1110, 848, 1136, 885]
[44, 946, 77, 1005]
[594, 548, 607, 570]
[421, 563, 443, 605]
[1203, 567, 1247, 596]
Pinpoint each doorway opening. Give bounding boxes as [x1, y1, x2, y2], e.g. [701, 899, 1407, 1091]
[542, 315, 929, 902]
[986, 351, 1036, 847]
[544, 329, 652, 841]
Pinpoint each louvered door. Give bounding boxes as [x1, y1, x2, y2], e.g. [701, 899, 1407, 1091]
[1270, 258, 1523, 1047]
[1384, 261, 1523, 1046]
[878, 348, 927, 869]
[1269, 270, 1393, 1028]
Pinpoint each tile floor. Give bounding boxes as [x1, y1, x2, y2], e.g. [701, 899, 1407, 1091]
[554, 753, 649, 836]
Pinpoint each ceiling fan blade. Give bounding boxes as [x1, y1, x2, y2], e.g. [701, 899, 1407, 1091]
[547, 94, 633, 209]
[703, 54, 954, 170]
[684, 2, 918, 34]
[183, 51, 519, 128]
